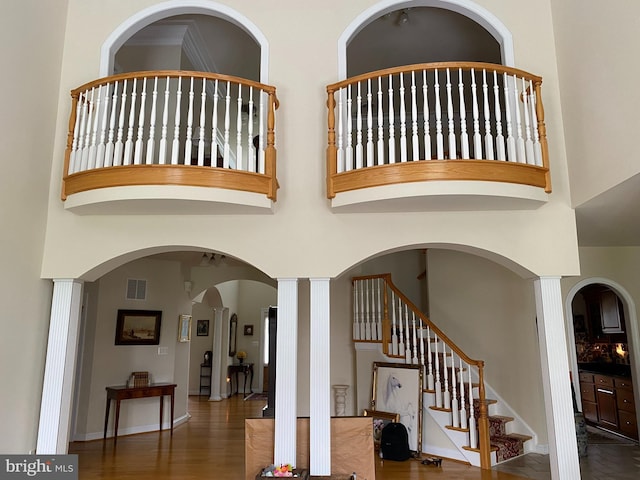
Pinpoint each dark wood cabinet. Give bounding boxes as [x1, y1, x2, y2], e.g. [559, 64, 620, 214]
[200, 363, 212, 396]
[579, 370, 637, 440]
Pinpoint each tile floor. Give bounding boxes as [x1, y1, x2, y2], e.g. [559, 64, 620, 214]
[494, 428, 640, 479]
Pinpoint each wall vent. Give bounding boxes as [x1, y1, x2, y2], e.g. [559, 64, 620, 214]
[126, 279, 147, 300]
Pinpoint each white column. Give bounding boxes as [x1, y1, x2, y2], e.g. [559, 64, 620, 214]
[209, 307, 225, 401]
[534, 277, 581, 480]
[310, 278, 331, 476]
[274, 279, 299, 466]
[37, 279, 83, 454]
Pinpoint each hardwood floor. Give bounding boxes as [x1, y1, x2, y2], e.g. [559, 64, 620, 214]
[69, 395, 530, 480]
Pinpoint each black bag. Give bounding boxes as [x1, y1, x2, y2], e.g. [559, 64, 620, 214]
[380, 422, 411, 461]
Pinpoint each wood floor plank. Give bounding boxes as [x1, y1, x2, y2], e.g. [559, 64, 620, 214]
[69, 395, 530, 480]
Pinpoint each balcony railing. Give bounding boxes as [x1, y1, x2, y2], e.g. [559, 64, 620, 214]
[62, 70, 279, 202]
[326, 62, 550, 199]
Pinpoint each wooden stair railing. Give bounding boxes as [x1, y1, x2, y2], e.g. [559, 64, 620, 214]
[352, 273, 491, 470]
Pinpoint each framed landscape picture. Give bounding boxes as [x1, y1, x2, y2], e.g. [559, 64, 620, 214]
[371, 362, 423, 454]
[115, 309, 162, 345]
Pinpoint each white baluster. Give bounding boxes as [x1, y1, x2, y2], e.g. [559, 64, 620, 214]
[529, 80, 543, 166]
[419, 325, 426, 389]
[482, 70, 494, 160]
[471, 69, 482, 159]
[223, 81, 231, 168]
[458, 68, 469, 159]
[258, 90, 265, 173]
[123, 78, 137, 166]
[184, 76, 195, 166]
[442, 343, 451, 410]
[391, 291, 398, 355]
[69, 93, 84, 173]
[513, 74, 526, 163]
[247, 87, 255, 171]
[376, 278, 382, 342]
[411, 71, 419, 160]
[399, 73, 407, 162]
[355, 82, 363, 169]
[236, 84, 243, 170]
[197, 77, 207, 167]
[210, 79, 220, 168]
[503, 72, 516, 162]
[364, 278, 371, 341]
[337, 88, 345, 173]
[104, 81, 119, 168]
[404, 305, 411, 363]
[493, 71, 505, 161]
[434, 335, 442, 408]
[397, 296, 405, 357]
[521, 77, 535, 165]
[426, 326, 434, 390]
[459, 358, 468, 429]
[377, 77, 384, 165]
[469, 367, 477, 449]
[81, 87, 94, 171]
[171, 76, 182, 165]
[113, 79, 128, 166]
[366, 79, 374, 167]
[146, 77, 158, 165]
[451, 353, 460, 428]
[360, 279, 366, 340]
[133, 78, 147, 165]
[446, 68, 456, 159]
[353, 281, 359, 340]
[388, 75, 396, 163]
[434, 70, 444, 159]
[158, 77, 170, 165]
[345, 85, 353, 171]
[411, 313, 419, 364]
[422, 70, 432, 160]
[88, 85, 101, 169]
[96, 84, 110, 168]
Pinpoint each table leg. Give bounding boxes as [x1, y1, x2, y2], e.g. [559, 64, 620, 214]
[104, 398, 111, 439]
[170, 391, 175, 435]
[235, 372, 239, 395]
[159, 395, 164, 432]
[114, 400, 121, 445]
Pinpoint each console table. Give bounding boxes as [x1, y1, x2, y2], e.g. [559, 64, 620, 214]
[227, 363, 254, 396]
[104, 383, 176, 444]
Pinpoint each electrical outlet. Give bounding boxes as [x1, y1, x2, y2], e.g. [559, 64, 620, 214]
[158, 347, 169, 355]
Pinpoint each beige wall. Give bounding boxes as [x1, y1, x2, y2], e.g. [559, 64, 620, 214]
[74, 258, 191, 439]
[0, 0, 68, 453]
[40, 0, 579, 283]
[551, 0, 640, 207]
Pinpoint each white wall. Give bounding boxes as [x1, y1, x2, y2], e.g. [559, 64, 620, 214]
[74, 258, 191, 439]
[0, 0, 68, 453]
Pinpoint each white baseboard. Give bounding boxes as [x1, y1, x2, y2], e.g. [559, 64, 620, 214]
[74, 413, 190, 442]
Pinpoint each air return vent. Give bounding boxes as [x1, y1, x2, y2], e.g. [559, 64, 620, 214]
[126, 279, 147, 300]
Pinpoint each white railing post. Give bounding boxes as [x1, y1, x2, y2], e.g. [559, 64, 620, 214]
[435, 70, 444, 159]
[471, 69, 482, 159]
[482, 70, 494, 160]
[388, 75, 396, 163]
[458, 68, 469, 159]
[411, 312, 419, 364]
[377, 77, 385, 165]
[146, 77, 158, 165]
[434, 335, 442, 408]
[459, 357, 468, 429]
[171, 76, 182, 165]
[446, 68, 456, 159]
[422, 70, 431, 160]
[391, 290, 398, 355]
[443, 343, 451, 410]
[468, 367, 477, 448]
[123, 78, 137, 166]
[411, 71, 419, 161]
[355, 82, 363, 169]
[345, 85, 353, 171]
[376, 278, 383, 341]
[366, 79, 374, 167]
[426, 326, 434, 390]
[399, 73, 407, 163]
[134, 78, 147, 165]
[451, 353, 460, 428]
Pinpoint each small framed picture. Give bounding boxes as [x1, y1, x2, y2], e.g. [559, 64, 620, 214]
[197, 319, 209, 336]
[363, 409, 399, 451]
[178, 314, 192, 342]
[115, 309, 162, 345]
[244, 324, 254, 336]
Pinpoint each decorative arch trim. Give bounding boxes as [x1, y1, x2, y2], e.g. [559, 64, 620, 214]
[337, 0, 515, 79]
[100, 0, 269, 82]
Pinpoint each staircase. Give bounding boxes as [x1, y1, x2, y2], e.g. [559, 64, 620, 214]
[352, 274, 533, 469]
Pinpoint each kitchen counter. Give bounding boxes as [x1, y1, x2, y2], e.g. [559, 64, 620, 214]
[578, 363, 631, 378]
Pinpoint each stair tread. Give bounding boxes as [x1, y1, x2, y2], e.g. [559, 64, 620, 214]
[445, 425, 470, 433]
[463, 445, 499, 453]
[489, 415, 514, 423]
[499, 433, 533, 441]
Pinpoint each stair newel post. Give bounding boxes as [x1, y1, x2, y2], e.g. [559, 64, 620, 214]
[362, 279, 370, 340]
[376, 278, 383, 341]
[419, 325, 426, 389]
[352, 281, 359, 340]
[397, 296, 405, 358]
[411, 312, 419, 365]
[442, 343, 451, 410]
[459, 357, 467, 429]
[390, 290, 398, 355]
[434, 335, 442, 408]
[468, 366, 477, 449]
[404, 305, 411, 363]
[477, 361, 491, 470]
[451, 351, 459, 428]
[426, 326, 434, 390]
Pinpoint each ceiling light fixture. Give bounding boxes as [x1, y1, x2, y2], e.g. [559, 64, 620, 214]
[398, 9, 409, 26]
